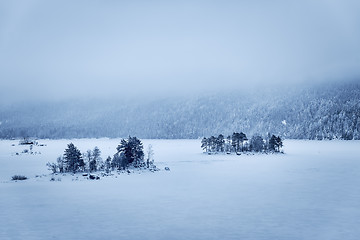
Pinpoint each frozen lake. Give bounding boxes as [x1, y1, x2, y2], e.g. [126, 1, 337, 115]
[0, 139, 359, 240]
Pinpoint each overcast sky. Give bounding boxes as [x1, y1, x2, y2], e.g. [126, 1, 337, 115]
[1, 0, 360, 103]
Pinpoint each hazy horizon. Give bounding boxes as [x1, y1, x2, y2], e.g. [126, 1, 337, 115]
[1, 0, 360, 104]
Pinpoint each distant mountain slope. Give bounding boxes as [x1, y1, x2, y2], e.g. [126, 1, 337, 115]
[1, 81, 359, 139]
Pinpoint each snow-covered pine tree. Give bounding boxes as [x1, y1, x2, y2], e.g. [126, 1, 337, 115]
[269, 135, 277, 152]
[276, 136, 283, 152]
[232, 132, 241, 152]
[250, 135, 264, 152]
[64, 143, 84, 173]
[216, 134, 225, 152]
[201, 137, 208, 152]
[268, 135, 283, 152]
[116, 136, 144, 168]
[208, 136, 216, 153]
[225, 135, 231, 152]
[111, 152, 121, 170]
[239, 132, 247, 152]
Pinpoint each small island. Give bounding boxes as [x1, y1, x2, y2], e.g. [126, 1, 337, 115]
[201, 132, 283, 154]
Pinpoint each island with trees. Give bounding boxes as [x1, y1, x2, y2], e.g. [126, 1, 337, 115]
[201, 132, 283, 154]
[46, 136, 157, 179]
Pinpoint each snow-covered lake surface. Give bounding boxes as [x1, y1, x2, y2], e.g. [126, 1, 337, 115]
[1, 139, 359, 240]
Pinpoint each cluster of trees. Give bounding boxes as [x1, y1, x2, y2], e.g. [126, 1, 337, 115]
[47, 143, 85, 173]
[47, 136, 155, 174]
[85, 146, 102, 172]
[111, 136, 145, 170]
[201, 132, 283, 154]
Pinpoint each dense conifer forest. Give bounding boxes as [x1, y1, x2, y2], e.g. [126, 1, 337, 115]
[1, 81, 359, 140]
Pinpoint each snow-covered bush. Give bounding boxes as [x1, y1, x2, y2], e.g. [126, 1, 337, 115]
[11, 175, 27, 181]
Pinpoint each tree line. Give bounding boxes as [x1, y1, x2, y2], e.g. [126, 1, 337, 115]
[1, 81, 359, 140]
[47, 136, 155, 174]
[201, 132, 283, 154]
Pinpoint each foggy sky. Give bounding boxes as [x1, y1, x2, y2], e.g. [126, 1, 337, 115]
[1, 0, 360, 103]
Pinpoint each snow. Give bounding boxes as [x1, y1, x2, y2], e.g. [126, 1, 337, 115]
[0, 139, 360, 240]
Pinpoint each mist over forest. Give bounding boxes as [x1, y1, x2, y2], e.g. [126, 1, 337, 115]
[1, 1, 360, 140]
[1, 2, 360, 239]
[1, 80, 359, 140]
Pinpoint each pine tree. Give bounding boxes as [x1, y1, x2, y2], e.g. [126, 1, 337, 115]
[116, 136, 144, 168]
[269, 135, 277, 151]
[269, 135, 283, 152]
[201, 137, 208, 152]
[232, 132, 241, 152]
[208, 136, 216, 153]
[216, 134, 225, 152]
[250, 135, 264, 152]
[64, 143, 84, 173]
[111, 152, 122, 170]
[239, 132, 247, 152]
[225, 135, 231, 153]
[276, 136, 283, 152]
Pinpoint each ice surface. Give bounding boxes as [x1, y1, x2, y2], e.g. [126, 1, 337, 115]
[0, 139, 359, 240]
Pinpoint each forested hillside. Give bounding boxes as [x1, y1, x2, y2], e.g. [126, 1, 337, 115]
[1, 81, 359, 139]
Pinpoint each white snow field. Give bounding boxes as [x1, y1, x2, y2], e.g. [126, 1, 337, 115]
[0, 139, 360, 240]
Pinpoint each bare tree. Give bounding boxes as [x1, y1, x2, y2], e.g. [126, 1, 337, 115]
[146, 144, 154, 168]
